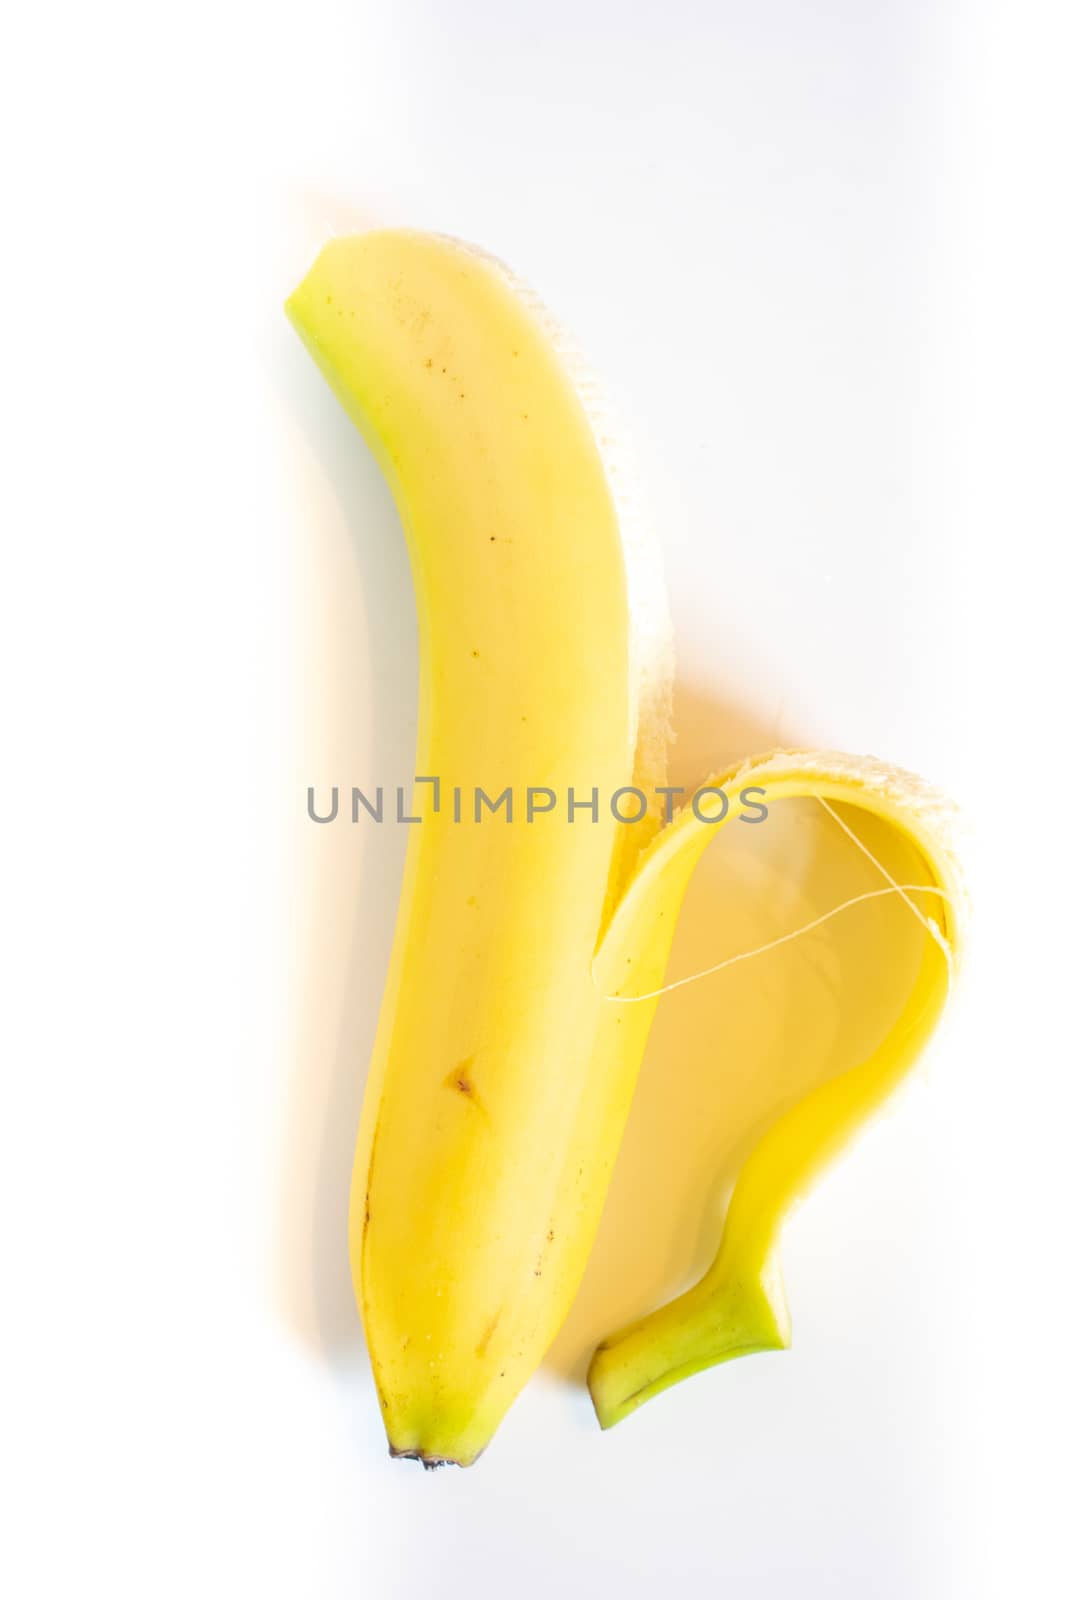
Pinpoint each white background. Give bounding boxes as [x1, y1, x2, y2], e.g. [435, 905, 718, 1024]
[3, 2, 1066, 1596]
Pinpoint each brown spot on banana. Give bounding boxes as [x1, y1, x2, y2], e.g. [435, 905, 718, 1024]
[475, 1309, 501, 1357]
[444, 1058, 489, 1119]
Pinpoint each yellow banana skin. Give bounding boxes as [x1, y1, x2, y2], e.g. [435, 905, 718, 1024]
[288, 232, 963, 1463]
[287, 231, 670, 1465]
[587, 751, 963, 1427]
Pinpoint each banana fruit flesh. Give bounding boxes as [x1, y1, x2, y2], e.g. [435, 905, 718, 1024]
[287, 231, 963, 1465]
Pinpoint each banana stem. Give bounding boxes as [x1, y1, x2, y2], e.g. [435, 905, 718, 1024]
[587, 1254, 791, 1429]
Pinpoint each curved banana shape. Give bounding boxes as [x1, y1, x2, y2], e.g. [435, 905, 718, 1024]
[586, 750, 964, 1428]
[287, 231, 964, 1465]
[287, 230, 673, 1466]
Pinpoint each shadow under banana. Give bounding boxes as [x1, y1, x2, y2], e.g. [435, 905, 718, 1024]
[273, 319, 414, 1372]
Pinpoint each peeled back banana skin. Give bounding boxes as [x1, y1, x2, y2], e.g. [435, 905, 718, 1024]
[287, 230, 963, 1466]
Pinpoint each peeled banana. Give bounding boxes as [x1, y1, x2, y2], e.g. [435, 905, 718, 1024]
[287, 230, 963, 1465]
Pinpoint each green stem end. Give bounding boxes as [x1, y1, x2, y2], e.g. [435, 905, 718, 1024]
[587, 1255, 792, 1430]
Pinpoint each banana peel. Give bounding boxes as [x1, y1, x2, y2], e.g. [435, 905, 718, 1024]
[287, 230, 965, 1462]
[586, 748, 963, 1427]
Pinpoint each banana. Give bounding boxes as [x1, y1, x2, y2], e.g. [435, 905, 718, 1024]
[287, 231, 963, 1465]
[287, 230, 673, 1466]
